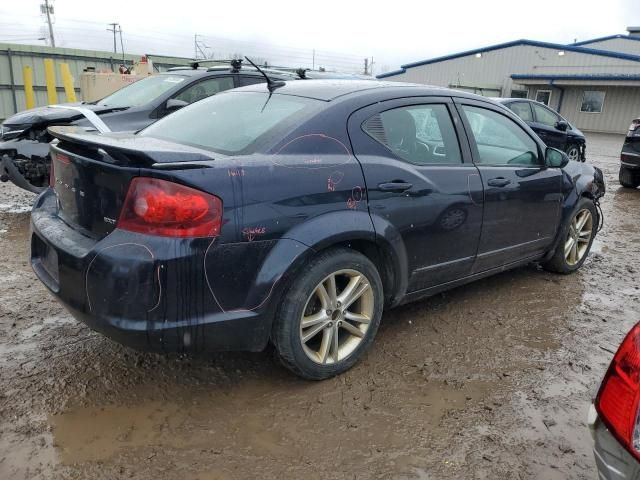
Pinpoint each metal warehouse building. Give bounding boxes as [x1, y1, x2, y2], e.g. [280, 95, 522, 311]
[378, 27, 640, 134]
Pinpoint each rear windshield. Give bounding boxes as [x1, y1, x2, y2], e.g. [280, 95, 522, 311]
[139, 91, 320, 155]
[97, 75, 187, 108]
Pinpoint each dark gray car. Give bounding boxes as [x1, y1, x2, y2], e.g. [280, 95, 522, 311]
[495, 98, 586, 162]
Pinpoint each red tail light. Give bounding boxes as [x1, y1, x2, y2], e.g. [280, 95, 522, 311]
[596, 323, 640, 460]
[49, 152, 70, 188]
[118, 177, 223, 237]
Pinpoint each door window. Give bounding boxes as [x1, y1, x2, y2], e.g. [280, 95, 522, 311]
[532, 103, 560, 127]
[535, 90, 552, 106]
[363, 104, 462, 165]
[508, 102, 533, 122]
[461, 105, 540, 166]
[173, 76, 235, 104]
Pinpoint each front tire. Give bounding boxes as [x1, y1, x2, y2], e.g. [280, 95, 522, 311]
[619, 166, 640, 188]
[565, 144, 581, 162]
[272, 248, 383, 380]
[542, 197, 597, 274]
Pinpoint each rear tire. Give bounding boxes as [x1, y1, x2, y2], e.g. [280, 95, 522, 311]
[542, 197, 597, 274]
[272, 248, 383, 380]
[619, 166, 640, 188]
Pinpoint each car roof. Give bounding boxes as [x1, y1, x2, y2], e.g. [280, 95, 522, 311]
[493, 97, 549, 105]
[160, 66, 298, 80]
[233, 79, 479, 102]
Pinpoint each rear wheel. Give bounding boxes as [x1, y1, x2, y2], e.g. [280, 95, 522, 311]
[565, 144, 581, 162]
[542, 197, 597, 274]
[272, 248, 383, 380]
[619, 166, 640, 188]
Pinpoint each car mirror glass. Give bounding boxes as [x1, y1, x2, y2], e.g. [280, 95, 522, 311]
[166, 98, 188, 112]
[545, 147, 569, 168]
[555, 120, 569, 132]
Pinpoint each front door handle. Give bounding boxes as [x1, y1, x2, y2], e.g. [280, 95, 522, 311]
[487, 177, 511, 187]
[378, 181, 413, 192]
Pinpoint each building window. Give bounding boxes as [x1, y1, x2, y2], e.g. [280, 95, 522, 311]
[580, 90, 605, 113]
[535, 90, 552, 106]
[510, 90, 527, 99]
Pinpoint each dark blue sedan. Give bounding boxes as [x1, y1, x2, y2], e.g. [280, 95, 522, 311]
[30, 80, 605, 379]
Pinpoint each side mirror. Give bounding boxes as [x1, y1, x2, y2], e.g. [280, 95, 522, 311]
[555, 120, 569, 131]
[165, 98, 188, 112]
[545, 147, 569, 168]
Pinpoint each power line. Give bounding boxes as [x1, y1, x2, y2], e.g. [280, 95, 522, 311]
[0, 14, 367, 72]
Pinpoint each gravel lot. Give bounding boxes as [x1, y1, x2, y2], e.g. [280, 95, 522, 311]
[0, 133, 637, 479]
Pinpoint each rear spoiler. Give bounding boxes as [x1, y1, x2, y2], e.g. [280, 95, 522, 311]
[48, 126, 217, 169]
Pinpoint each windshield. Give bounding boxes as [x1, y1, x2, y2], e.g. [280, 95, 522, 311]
[97, 75, 187, 108]
[140, 91, 320, 155]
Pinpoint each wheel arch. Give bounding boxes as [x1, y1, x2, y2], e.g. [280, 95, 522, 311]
[262, 209, 408, 320]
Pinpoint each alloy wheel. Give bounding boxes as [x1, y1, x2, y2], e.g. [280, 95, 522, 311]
[567, 146, 580, 162]
[299, 269, 374, 364]
[564, 209, 593, 266]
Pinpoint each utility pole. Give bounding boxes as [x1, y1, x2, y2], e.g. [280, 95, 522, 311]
[40, 0, 55, 47]
[312, 49, 315, 70]
[118, 25, 125, 63]
[194, 34, 209, 60]
[364, 58, 369, 75]
[107, 23, 119, 55]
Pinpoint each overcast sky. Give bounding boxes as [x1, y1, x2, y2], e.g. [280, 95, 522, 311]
[0, 0, 638, 74]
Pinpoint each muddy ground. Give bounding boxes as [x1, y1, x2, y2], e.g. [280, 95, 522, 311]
[0, 133, 637, 479]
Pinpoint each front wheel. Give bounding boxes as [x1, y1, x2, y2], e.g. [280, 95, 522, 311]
[619, 166, 640, 188]
[542, 197, 597, 274]
[565, 144, 582, 162]
[272, 248, 383, 380]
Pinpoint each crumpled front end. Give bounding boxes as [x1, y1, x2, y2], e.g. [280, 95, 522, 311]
[0, 123, 53, 193]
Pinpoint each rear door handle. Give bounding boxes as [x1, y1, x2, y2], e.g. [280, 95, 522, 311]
[378, 181, 413, 192]
[487, 177, 511, 187]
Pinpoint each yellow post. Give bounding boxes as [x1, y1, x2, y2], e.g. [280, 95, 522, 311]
[59, 63, 77, 103]
[43, 58, 58, 105]
[23, 65, 35, 110]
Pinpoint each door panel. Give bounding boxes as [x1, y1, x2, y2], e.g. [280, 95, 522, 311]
[456, 101, 562, 272]
[348, 98, 483, 292]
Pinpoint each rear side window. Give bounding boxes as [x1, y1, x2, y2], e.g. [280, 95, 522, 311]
[239, 76, 267, 86]
[173, 77, 235, 104]
[532, 103, 560, 126]
[363, 104, 462, 165]
[461, 105, 540, 166]
[141, 91, 320, 155]
[508, 102, 533, 122]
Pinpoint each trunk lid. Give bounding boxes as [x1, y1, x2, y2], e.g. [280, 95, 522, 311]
[49, 127, 216, 238]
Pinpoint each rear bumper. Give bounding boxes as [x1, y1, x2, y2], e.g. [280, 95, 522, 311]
[589, 405, 640, 479]
[30, 189, 284, 353]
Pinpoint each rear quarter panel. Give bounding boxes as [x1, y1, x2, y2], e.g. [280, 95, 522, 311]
[151, 107, 375, 317]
